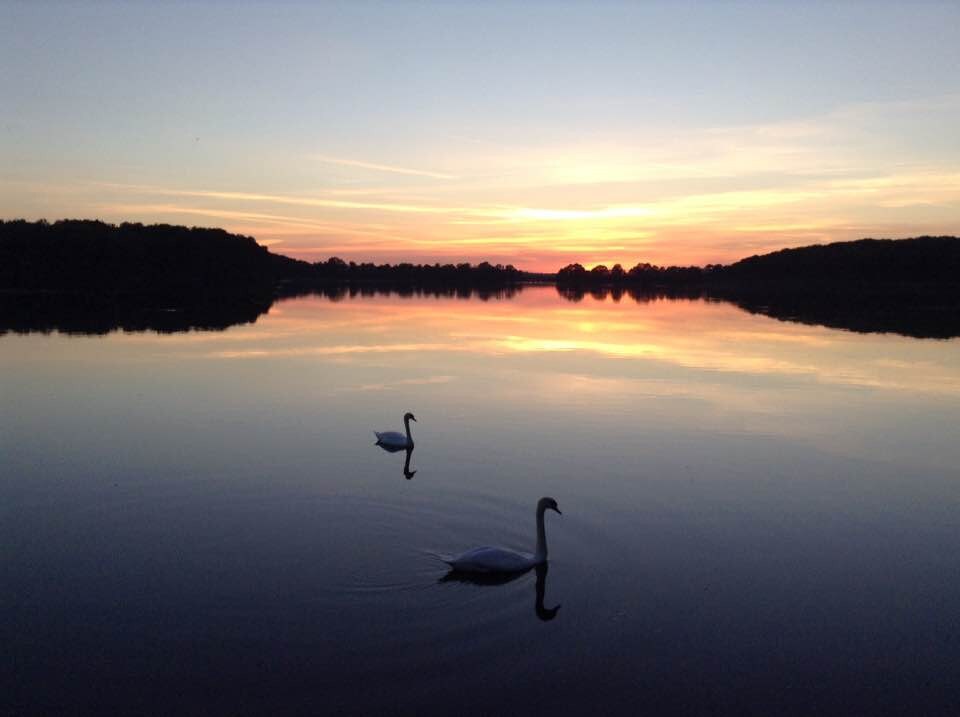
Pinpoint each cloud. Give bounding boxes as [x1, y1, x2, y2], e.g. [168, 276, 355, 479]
[339, 375, 456, 392]
[96, 202, 405, 240]
[313, 155, 458, 180]
[97, 182, 470, 215]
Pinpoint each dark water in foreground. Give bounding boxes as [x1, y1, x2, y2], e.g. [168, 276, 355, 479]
[3, 288, 960, 715]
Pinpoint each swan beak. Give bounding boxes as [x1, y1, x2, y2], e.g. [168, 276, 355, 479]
[553, 507, 562, 515]
[411, 415, 417, 422]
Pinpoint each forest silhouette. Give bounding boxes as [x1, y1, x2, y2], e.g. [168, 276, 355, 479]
[1, 219, 958, 338]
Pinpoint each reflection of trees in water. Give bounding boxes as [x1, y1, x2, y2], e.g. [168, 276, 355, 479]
[556, 285, 707, 304]
[717, 286, 960, 340]
[0, 291, 273, 336]
[555, 284, 960, 340]
[0, 284, 527, 336]
[277, 282, 525, 303]
[5, 281, 957, 339]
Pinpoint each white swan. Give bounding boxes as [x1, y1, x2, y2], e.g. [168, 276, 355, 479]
[444, 497, 561, 573]
[374, 412, 416, 449]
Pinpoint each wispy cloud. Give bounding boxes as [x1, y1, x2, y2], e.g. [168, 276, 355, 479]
[96, 202, 405, 240]
[97, 182, 470, 215]
[314, 155, 458, 180]
[339, 375, 456, 392]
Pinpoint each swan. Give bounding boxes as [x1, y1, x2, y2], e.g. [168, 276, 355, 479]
[443, 497, 561, 573]
[374, 412, 416, 449]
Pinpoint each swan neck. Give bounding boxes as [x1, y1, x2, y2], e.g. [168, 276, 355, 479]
[534, 506, 548, 562]
[404, 416, 413, 443]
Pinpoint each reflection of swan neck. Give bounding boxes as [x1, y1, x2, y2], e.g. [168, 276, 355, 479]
[535, 563, 560, 621]
[534, 504, 548, 562]
[404, 415, 414, 445]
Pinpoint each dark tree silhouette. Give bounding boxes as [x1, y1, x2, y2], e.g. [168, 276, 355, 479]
[299, 256, 523, 287]
[554, 237, 960, 292]
[0, 219, 282, 296]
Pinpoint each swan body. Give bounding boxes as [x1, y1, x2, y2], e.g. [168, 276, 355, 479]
[444, 497, 561, 574]
[374, 412, 416, 449]
[447, 546, 538, 573]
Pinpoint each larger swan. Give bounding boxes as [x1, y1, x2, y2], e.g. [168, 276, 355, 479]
[443, 497, 561, 573]
[374, 412, 416, 449]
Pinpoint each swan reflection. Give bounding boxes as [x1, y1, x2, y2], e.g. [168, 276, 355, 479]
[374, 442, 417, 480]
[402, 447, 416, 480]
[439, 563, 560, 622]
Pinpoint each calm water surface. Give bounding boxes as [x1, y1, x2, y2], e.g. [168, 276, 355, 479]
[3, 287, 960, 715]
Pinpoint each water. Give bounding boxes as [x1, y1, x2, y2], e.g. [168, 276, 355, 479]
[3, 287, 960, 715]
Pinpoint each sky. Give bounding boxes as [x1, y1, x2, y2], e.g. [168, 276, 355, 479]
[2, 1, 958, 271]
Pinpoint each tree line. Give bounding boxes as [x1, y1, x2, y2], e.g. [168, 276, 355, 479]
[0, 219, 277, 297]
[556, 261, 718, 287]
[281, 256, 524, 287]
[3, 220, 957, 296]
[556, 236, 960, 289]
[0, 220, 526, 294]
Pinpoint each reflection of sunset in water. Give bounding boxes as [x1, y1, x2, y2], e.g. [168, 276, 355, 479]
[174, 288, 959, 396]
[7, 287, 959, 473]
[14, 287, 957, 399]
[238, 288, 960, 469]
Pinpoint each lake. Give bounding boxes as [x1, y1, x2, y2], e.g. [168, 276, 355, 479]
[3, 286, 960, 715]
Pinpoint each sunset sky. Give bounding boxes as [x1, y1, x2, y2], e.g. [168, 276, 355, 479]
[2, 1, 958, 271]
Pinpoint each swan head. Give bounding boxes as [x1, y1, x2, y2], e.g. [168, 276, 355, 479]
[538, 496, 562, 515]
[404, 412, 417, 422]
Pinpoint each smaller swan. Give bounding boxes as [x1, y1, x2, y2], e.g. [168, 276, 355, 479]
[374, 412, 416, 449]
[444, 497, 561, 573]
